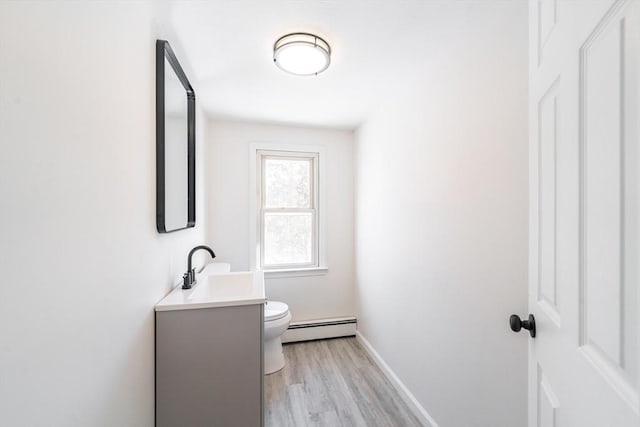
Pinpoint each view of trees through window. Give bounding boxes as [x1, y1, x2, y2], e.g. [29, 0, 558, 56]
[260, 153, 317, 268]
[264, 158, 310, 208]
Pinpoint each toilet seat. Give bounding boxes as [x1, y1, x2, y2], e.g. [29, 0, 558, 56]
[265, 301, 289, 322]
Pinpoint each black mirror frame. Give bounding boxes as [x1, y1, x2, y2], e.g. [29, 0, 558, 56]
[156, 39, 196, 233]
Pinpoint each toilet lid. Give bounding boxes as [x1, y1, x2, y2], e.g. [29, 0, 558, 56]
[265, 301, 289, 321]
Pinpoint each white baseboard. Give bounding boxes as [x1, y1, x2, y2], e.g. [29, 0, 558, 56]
[282, 317, 356, 343]
[355, 331, 439, 427]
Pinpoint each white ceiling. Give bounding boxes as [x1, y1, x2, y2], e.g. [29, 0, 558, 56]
[168, 1, 524, 130]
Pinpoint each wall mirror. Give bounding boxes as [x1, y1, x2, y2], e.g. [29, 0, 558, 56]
[156, 39, 195, 233]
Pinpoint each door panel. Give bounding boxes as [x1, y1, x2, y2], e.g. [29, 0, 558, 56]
[538, 78, 561, 325]
[537, 366, 560, 427]
[581, 0, 626, 370]
[529, 1, 640, 426]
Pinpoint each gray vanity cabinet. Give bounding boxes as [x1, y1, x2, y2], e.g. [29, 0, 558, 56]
[156, 303, 264, 427]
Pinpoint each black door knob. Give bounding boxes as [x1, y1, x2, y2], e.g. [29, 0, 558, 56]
[509, 314, 536, 338]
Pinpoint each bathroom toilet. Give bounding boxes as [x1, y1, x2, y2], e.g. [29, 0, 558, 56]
[264, 301, 291, 374]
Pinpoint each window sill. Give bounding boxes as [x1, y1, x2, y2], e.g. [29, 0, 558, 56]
[263, 267, 328, 279]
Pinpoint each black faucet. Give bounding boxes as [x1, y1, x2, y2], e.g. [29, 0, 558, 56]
[182, 245, 216, 289]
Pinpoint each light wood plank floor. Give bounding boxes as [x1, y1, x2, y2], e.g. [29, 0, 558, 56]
[265, 337, 424, 427]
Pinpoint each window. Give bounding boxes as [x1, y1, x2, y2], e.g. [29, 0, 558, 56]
[257, 150, 318, 270]
[249, 143, 327, 276]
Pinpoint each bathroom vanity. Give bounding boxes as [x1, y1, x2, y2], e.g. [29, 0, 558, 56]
[155, 264, 266, 427]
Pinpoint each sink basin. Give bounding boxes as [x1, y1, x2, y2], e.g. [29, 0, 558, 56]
[200, 262, 231, 276]
[155, 268, 265, 312]
[189, 272, 262, 303]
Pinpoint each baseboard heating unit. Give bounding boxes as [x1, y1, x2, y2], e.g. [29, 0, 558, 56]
[281, 316, 357, 343]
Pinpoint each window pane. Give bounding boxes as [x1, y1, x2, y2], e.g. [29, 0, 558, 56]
[264, 158, 311, 208]
[264, 212, 313, 266]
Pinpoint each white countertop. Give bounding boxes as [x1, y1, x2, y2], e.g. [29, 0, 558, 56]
[155, 265, 266, 312]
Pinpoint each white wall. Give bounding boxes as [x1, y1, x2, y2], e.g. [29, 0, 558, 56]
[206, 119, 355, 322]
[354, 4, 529, 427]
[0, 3, 207, 426]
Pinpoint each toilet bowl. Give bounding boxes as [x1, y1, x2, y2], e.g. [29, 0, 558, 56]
[264, 301, 291, 375]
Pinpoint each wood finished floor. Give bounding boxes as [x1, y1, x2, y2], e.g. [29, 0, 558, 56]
[265, 337, 424, 427]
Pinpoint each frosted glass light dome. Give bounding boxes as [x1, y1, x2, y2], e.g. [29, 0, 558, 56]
[273, 33, 331, 76]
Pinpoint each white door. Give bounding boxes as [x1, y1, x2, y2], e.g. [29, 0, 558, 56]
[528, 0, 640, 426]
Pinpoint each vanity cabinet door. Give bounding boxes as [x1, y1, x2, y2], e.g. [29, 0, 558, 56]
[156, 304, 264, 427]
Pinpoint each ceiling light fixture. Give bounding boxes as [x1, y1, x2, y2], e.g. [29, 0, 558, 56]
[273, 32, 331, 76]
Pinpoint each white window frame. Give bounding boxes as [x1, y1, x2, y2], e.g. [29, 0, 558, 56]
[259, 150, 318, 270]
[249, 143, 327, 278]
